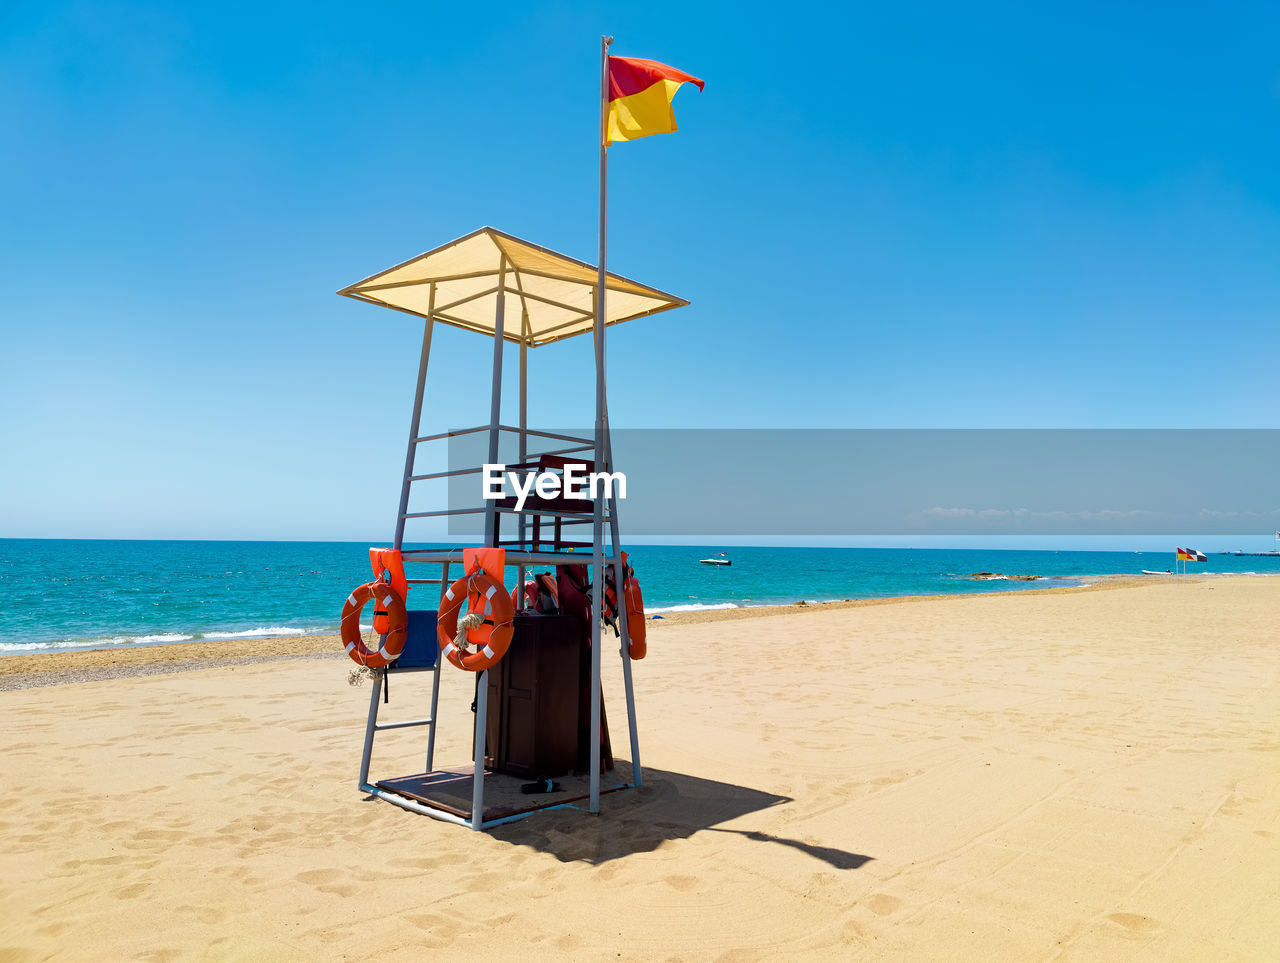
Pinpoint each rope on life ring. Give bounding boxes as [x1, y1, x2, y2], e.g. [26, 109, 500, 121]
[436, 568, 514, 672]
[340, 580, 407, 669]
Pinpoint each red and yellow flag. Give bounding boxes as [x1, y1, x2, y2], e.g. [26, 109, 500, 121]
[605, 56, 704, 144]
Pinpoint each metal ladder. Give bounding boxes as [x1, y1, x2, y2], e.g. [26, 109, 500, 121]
[356, 561, 451, 795]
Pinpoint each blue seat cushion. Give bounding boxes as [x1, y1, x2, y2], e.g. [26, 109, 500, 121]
[390, 610, 438, 669]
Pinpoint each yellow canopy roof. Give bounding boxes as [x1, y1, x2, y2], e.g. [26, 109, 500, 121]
[337, 227, 689, 347]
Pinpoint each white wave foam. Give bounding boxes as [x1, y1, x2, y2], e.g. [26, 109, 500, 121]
[0, 633, 195, 654]
[647, 602, 740, 614]
[0, 625, 324, 655]
[87, 633, 195, 646]
[201, 626, 311, 640]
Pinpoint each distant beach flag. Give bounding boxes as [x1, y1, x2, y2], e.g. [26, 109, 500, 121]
[1176, 548, 1206, 561]
[605, 56, 704, 144]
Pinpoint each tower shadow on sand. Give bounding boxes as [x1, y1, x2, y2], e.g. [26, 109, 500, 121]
[489, 763, 875, 870]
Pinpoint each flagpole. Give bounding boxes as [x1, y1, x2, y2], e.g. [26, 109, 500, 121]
[589, 33, 613, 815]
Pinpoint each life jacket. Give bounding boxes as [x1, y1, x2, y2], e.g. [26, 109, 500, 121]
[561, 558, 638, 635]
[557, 564, 592, 624]
[557, 557, 646, 659]
[368, 548, 409, 635]
[512, 572, 560, 614]
[601, 559, 631, 636]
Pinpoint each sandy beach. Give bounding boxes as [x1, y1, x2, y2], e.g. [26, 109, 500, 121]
[2, 576, 1278, 960]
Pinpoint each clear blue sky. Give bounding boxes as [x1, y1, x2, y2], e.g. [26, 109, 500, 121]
[2, 1, 1277, 542]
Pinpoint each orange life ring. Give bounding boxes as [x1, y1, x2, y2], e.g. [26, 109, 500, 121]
[437, 569, 515, 672]
[341, 580, 407, 668]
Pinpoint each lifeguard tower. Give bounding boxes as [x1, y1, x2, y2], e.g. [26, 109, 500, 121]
[337, 227, 687, 829]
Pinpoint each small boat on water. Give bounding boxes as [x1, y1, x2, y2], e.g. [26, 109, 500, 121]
[699, 552, 731, 566]
[1141, 569, 1174, 575]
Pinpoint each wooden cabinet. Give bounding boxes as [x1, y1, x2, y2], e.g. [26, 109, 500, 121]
[483, 615, 589, 778]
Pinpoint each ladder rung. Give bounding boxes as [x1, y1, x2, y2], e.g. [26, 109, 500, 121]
[409, 467, 483, 481]
[416, 425, 488, 444]
[498, 425, 594, 445]
[498, 507, 599, 519]
[414, 426, 596, 446]
[400, 508, 606, 520]
[398, 549, 623, 565]
[402, 508, 485, 519]
[375, 718, 432, 732]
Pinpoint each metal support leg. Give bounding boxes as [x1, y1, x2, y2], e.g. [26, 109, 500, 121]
[472, 668, 488, 830]
[518, 309, 528, 566]
[425, 666, 442, 774]
[591, 34, 612, 814]
[589, 557, 602, 813]
[427, 559, 450, 774]
[617, 624, 641, 787]
[359, 669, 383, 788]
[607, 516, 642, 787]
[603, 419, 642, 786]
[394, 290, 435, 550]
[589, 282, 605, 814]
[483, 263, 508, 547]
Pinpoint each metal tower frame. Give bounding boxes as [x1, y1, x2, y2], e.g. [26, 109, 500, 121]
[337, 227, 688, 829]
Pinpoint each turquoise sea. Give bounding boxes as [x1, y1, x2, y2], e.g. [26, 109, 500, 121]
[3, 539, 1277, 654]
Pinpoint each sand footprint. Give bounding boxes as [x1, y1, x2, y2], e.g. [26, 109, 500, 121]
[865, 892, 902, 916]
[294, 868, 341, 886]
[1106, 912, 1161, 936]
[174, 903, 224, 924]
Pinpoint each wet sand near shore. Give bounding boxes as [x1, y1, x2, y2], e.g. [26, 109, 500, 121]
[0, 573, 1157, 688]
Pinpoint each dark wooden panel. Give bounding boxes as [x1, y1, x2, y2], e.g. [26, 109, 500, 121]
[480, 614, 609, 778]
